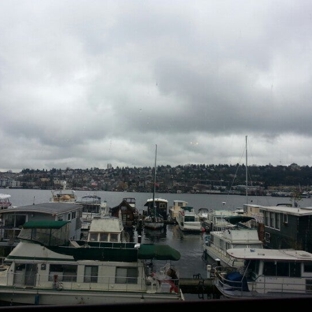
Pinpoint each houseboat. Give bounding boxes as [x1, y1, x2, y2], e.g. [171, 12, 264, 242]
[0, 220, 184, 305]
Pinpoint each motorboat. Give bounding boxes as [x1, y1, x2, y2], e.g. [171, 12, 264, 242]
[214, 247, 312, 299]
[50, 181, 77, 203]
[0, 220, 184, 305]
[202, 215, 263, 268]
[77, 194, 109, 232]
[176, 206, 203, 233]
[0, 193, 12, 209]
[168, 200, 188, 223]
[197, 207, 209, 221]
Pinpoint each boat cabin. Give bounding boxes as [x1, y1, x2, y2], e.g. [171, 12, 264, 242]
[110, 198, 139, 230]
[215, 248, 312, 299]
[259, 204, 312, 253]
[0, 202, 82, 247]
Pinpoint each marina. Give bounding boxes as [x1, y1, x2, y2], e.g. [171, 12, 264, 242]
[2, 189, 312, 303]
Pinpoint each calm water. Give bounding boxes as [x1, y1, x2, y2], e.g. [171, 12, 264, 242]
[3, 188, 312, 301]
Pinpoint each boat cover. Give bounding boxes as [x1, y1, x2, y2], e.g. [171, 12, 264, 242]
[22, 220, 70, 229]
[138, 244, 181, 261]
[224, 216, 254, 225]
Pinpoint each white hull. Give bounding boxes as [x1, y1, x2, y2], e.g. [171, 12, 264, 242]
[203, 244, 244, 267]
[176, 206, 202, 233]
[214, 247, 312, 299]
[178, 222, 202, 233]
[0, 288, 183, 305]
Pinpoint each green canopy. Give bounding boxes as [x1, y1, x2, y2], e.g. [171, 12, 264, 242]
[138, 244, 181, 261]
[224, 215, 254, 225]
[22, 220, 70, 229]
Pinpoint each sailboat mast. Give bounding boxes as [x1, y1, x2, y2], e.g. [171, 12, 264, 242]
[153, 144, 157, 215]
[245, 135, 248, 203]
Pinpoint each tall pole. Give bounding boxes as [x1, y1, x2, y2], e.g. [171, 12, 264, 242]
[246, 135, 248, 204]
[153, 144, 157, 216]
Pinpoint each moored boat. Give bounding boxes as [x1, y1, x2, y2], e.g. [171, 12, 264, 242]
[202, 215, 263, 267]
[176, 206, 203, 233]
[0, 193, 12, 209]
[0, 220, 184, 305]
[214, 247, 312, 299]
[50, 181, 77, 203]
[77, 194, 109, 232]
[168, 200, 188, 223]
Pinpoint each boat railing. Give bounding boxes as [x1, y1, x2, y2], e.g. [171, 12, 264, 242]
[215, 269, 312, 297]
[8, 271, 181, 294]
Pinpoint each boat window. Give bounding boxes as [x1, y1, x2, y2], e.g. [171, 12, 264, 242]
[84, 265, 98, 283]
[270, 213, 275, 228]
[100, 233, 108, 241]
[304, 264, 312, 273]
[275, 213, 281, 230]
[263, 261, 276, 276]
[185, 216, 195, 222]
[264, 212, 269, 226]
[115, 267, 138, 284]
[276, 262, 289, 276]
[89, 233, 98, 241]
[110, 234, 118, 242]
[290, 263, 301, 277]
[48, 264, 77, 282]
[263, 261, 300, 277]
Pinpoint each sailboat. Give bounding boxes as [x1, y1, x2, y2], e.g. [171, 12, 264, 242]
[143, 144, 166, 230]
[202, 135, 264, 267]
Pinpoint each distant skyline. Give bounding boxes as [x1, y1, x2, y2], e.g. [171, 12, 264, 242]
[1, 1, 312, 172]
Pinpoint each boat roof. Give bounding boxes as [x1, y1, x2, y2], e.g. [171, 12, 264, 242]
[0, 202, 81, 215]
[173, 200, 188, 203]
[144, 198, 168, 205]
[0, 193, 11, 200]
[6, 241, 181, 262]
[259, 205, 312, 216]
[89, 217, 123, 232]
[227, 248, 312, 261]
[224, 215, 254, 224]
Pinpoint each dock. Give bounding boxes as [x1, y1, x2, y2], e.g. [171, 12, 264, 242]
[179, 276, 220, 298]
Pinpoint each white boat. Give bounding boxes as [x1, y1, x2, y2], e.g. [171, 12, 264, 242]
[0, 220, 184, 305]
[168, 200, 188, 223]
[144, 145, 166, 230]
[204, 209, 242, 231]
[0, 193, 12, 209]
[176, 206, 203, 233]
[77, 194, 109, 232]
[214, 247, 312, 299]
[87, 216, 129, 243]
[50, 181, 77, 203]
[197, 207, 209, 221]
[202, 215, 263, 268]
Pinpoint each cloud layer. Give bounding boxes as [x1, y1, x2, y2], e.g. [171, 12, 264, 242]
[1, 0, 311, 171]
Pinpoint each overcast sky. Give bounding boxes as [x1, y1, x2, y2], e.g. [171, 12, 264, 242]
[1, 0, 312, 172]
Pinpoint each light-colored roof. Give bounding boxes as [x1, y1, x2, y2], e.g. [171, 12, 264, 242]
[89, 217, 123, 233]
[259, 205, 312, 216]
[145, 198, 168, 203]
[0, 202, 82, 216]
[227, 248, 312, 261]
[0, 193, 11, 200]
